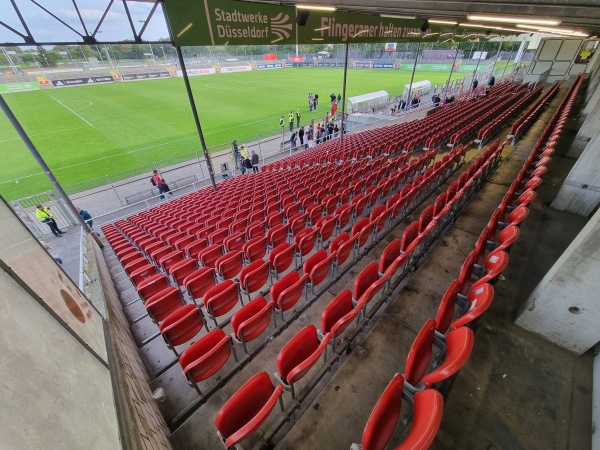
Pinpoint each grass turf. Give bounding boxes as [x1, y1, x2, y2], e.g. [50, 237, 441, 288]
[1, 67, 471, 199]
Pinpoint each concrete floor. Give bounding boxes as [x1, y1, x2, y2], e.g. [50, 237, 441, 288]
[107, 86, 593, 449]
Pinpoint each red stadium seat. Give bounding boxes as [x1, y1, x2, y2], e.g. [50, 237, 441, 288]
[223, 231, 245, 253]
[198, 244, 223, 269]
[129, 264, 159, 287]
[242, 236, 267, 264]
[275, 324, 332, 399]
[294, 227, 318, 263]
[136, 273, 172, 303]
[203, 280, 242, 328]
[421, 327, 474, 389]
[145, 288, 185, 324]
[315, 215, 336, 248]
[183, 267, 216, 305]
[268, 242, 296, 281]
[353, 374, 443, 450]
[179, 328, 233, 396]
[230, 296, 275, 356]
[331, 232, 355, 274]
[321, 289, 363, 353]
[215, 251, 244, 282]
[170, 258, 198, 286]
[404, 319, 436, 387]
[267, 223, 289, 251]
[214, 372, 284, 448]
[303, 250, 334, 301]
[239, 259, 269, 302]
[159, 304, 205, 355]
[271, 271, 308, 324]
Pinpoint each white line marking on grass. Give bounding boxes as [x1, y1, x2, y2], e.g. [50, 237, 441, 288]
[0, 126, 90, 143]
[69, 100, 93, 112]
[49, 95, 93, 127]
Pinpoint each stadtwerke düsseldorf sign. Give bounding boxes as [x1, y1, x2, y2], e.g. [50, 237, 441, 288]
[162, 0, 474, 46]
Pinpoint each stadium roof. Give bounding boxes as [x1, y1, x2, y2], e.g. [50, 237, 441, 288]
[0, 0, 598, 47]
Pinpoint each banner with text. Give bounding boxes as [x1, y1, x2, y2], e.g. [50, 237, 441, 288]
[164, 0, 449, 46]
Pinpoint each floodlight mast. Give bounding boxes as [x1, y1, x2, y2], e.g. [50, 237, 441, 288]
[0, 94, 104, 248]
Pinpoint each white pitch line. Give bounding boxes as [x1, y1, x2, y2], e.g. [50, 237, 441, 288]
[49, 95, 93, 127]
[0, 125, 90, 143]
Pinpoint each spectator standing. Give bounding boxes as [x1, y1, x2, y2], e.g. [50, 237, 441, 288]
[296, 108, 301, 127]
[243, 156, 252, 174]
[312, 96, 317, 111]
[160, 177, 174, 199]
[298, 127, 305, 147]
[334, 124, 340, 138]
[314, 93, 319, 107]
[487, 75, 496, 87]
[151, 169, 165, 199]
[77, 207, 93, 228]
[330, 93, 336, 104]
[251, 150, 259, 173]
[239, 155, 246, 175]
[290, 131, 298, 150]
[398, 98, 406, 111]
[288, 111, 294, 132]
[279, 115, 285, 131]
[331, 101, 338, 117]
[240, 145, 249, 160]
[337, 93, 342, 104]
[36, 204, 64, 238]
[472, 78, 479, 91]
[309, 93, 313, 111]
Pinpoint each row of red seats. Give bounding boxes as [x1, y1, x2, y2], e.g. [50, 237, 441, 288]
[264, 82, 522, 171]
[510, 81, 561, 143]
[350, 75, 588, 450]
[476, 84, 543, 148]
[100, 150, 442, 396]
[211, 140, 505, 449]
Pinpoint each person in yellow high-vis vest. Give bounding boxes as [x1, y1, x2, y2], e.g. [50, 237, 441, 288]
[296, 108, 301, 127]
[279, 115, 285, 131]
[288, 112, 294, 132]
[36, 204, 64, 237]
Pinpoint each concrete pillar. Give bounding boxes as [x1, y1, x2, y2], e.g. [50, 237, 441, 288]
[566, 81, 600, 160]
[552, 122, 600, 214]
[515, 207, 600, 355]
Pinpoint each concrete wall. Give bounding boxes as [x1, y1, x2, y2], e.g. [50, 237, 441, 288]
[0, 267, 121, 449]
[552, 71, 600, 215]
[516, 207, 600, 355]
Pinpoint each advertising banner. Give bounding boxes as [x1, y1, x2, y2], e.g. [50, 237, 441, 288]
[164, 0, 446, 46]
[385, 43, 397, 52]
[176, 68, 217, 76]
[255, 62, 283, 70]
[219, 65, 253, 73]
[289, 56, 306, 63]
[373, 62, 395, 69]
[0, 81, 40, 93]
[52, 76, 114, 86]
[121, 72, 170, 81]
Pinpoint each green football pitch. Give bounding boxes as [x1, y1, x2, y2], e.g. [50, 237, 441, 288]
[0, 67, 469, 199]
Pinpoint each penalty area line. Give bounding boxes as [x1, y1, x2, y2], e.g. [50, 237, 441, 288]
[49, 95, 93, 127]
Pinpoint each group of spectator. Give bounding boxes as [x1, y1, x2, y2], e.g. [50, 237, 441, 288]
[232, 140, 260, 175]
[308, 93, 319, 111]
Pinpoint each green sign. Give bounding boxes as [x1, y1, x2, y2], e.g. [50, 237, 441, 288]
[164, 0, 445, 46]
[0, 82, 40, 93]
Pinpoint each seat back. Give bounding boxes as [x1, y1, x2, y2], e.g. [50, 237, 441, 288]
[422, 326, 474, 388]
[380, 240, 401, 274]
[198, 244, 223, 269]
[404, 318, 436, 386]
[231, 296, 274, 343]
[276, 324, 332, 384]
[267, 224, 289, 249]
[223, 231, 246, 253]
[315, 215, 336, 243]
[360, 373, 406, 450]
[304, 250, 334, 288]
[216, 251, 244, 280]
[179, 329, 231, 383]
[214, 372, 284, 448]
[400, 222, 420, 253]
[243, 236, 268, 263]
[171, 259, 198, 286]
[435, 279, 461, 335]
[321, 289, 357, 337]
[239, 260, 269, 295]
[354, 262, 380, 300]
[203, 280, 240, 318]
[184, 267, 216, 302]
[159, 304, 204, 347]
[451, 283, 494, 329]
[130, 264, 159, 287]
[269, 242, 296, 274]
[294, 228, 318, 257]
[145, 288, 183, 323]
[334, 204, 352, 230]
[394, 389, 444, 450]
[271, 271, 307, 312]
[137, 273, 171, 302]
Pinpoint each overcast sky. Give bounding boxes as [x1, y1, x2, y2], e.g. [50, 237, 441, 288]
[0, 0, 170, 46]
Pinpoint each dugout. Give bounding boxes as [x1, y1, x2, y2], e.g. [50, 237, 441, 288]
[402, 80, 432, 97]
[346, 90, 389, 112]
